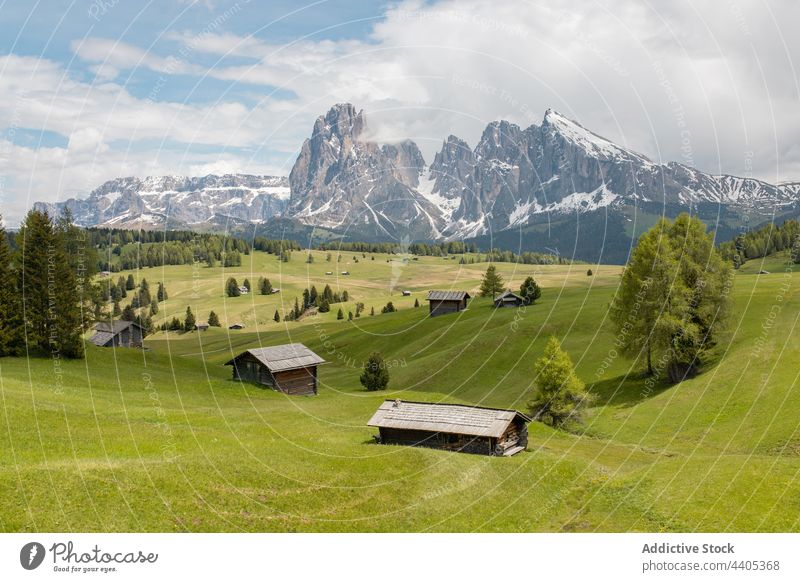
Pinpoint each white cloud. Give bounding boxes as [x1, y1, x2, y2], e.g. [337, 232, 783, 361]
[1, 0, 799, 224]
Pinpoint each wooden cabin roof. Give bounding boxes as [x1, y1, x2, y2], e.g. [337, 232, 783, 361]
[495, 290, 524, 302]
[367, 400, 530, 438]
[90, 320, 143, 346]
[224, 343, 327, 372]
[427, 290, 470, 301]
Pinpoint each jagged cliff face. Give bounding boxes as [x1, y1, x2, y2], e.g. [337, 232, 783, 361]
[435, 109, 798, 238]
[288, 103, 443, 239]
[34, 174, 290, 229]
[33, 104, 799, 248]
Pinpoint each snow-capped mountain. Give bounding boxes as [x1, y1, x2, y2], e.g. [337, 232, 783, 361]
[34, 104, 799, 247]
[34, 174, 290, 229]
[288, 103, 444, 239]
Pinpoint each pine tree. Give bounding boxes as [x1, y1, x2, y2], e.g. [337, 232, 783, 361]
[519, 276, 542, 305]
[113, 300, 122, 317]
[0, 216, 22, 355]
[528, 337, 590, 428]
[126, 274, 135, 290]
[381, 301, 396, 313]
[121, 304, 136, 321]
[208, 310, 220, 327]
[414, 298, 420, 308]
[117, 276, 127, 298]
[337, 308, 344, 320]
[348, 311, 353, 321]
[157, 282, 167, 302]
[184, 306, 196, 331]
[370, 306, 375, 316]
[260, 277, 272, 295]
[226, 277, 241, 297]
[360, 352, 389, 391]
[139, 278, 151, 305]
[318, 298, 330, 313]
[294, 297, 302, 319]
[479, 264, 504, 299]
[586, 269, 593, 276]
[150, 299, 159, 316]
[273, 310, 280, 323]
[243, 278, 251, 292]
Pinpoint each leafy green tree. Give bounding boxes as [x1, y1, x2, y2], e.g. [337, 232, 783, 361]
[528, 337, 590, 428]
[520, 276, 542, 305]
[587, 269, 593, 276]
[479, 264, 504, 299]
[208, 310, 220, 327]
[184, 306, 196, 331]
[226, 277, 240, 297]
[610, 214, 732, 382]
[360, 351, 389, 391]
[381, 301, 396, 313]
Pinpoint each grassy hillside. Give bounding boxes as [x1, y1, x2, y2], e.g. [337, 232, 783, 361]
[1, 254, 800, 532]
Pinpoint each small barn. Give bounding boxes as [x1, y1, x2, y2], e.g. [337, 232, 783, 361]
[195, 321, 209, 331]
[238, 286, 250, 295]
[225, 343, 327, 395]
[427, 290, 470, 317]
[402, 290, 412, 297]
[494, 290, 525, 308]
[228, 323, 244, 330]
[90, 320, 145, 348]
[368, 400, 530, 456]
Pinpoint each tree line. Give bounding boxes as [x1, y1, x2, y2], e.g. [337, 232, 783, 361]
[718, 219, 800, 268]
[0, 210, 89, 358]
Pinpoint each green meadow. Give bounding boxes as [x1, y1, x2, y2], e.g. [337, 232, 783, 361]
[1, 250, 799, 532]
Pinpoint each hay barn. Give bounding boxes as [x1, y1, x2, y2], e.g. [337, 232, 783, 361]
[494, 290, 525, 308]
[427, 290, 470, 317]
[225, 343, 327, 395]
[90, 320, 145, 348]
[368, 400, 530, 456]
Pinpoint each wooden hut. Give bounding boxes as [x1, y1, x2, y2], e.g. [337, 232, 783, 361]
[90, 320, 145, 348]
[195, 321, 209, 331]
[426, 290, 470, 317]
[494, 290, 525, 308]
[225, 343, 327, 395]
[228, 323, 244, 330]
[368, 400, 530, 456]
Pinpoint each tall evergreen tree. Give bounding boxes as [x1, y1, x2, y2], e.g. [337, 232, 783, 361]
[479, 264, 504, 299]
[208, 310, 220, 327]
[125, 274, 135, 290]
[121, 304, 136, 321]
[273, 309, 280, 323]
[260, 277, 273, 295]
[184, 306, 196, 331]
[226, 277, 241, 297]
[0, 216, 22, 355]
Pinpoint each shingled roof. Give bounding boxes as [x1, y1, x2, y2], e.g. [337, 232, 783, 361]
[427, 290, 470, 301]
[90, 320, 143, 347]
[368, 400, 530, 438]
[224, 343, 327, 372]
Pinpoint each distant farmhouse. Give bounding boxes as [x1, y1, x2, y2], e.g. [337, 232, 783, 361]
[494, 290, 525, 308]
[238, 286, 249, 295]
[228, 323, 244, 330]
[195, 321, 209, 331]
[368, 400, 530, 456]
[402, 290, 412, 297]
[90, 320, 144, 348]
[225, 343, 327, 396]
[427, 290, 470, 317]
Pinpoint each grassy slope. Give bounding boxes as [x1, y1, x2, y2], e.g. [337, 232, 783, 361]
[1, 253, 800, 532]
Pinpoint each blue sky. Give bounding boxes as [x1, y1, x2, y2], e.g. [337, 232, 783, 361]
[1, 0, 799, 224]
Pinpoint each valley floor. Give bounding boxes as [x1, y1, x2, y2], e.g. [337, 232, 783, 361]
[1, 253, 799, 532]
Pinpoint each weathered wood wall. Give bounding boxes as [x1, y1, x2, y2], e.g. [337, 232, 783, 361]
[378, 427, 494, 455]
[429, 299, 466, 317]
